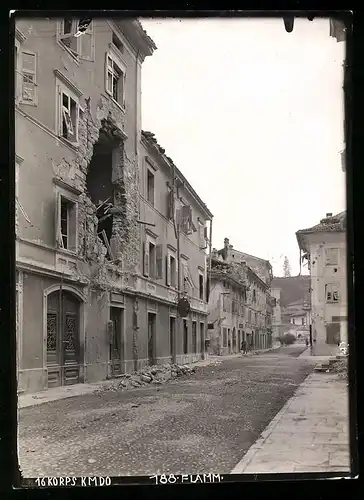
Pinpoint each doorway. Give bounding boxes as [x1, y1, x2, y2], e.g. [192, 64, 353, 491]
[183, 319, 188, 354]
[170, 316, 176, 361]
[326, 322, 340, 345]
[200, 322, 205, 356]
[46, 290, 81, 387]
[148, 312, 156, 366]
[232, 327, 237, 352]
[110, 307, 124, 376]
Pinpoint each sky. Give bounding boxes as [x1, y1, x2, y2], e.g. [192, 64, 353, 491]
[140, 17, 346, 277]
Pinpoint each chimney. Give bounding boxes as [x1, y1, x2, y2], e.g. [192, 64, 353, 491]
[326, 212, 333, 217]
[224, 238, 230, 248]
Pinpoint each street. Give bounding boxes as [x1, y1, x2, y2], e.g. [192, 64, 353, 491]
[18, 345, 312, 477]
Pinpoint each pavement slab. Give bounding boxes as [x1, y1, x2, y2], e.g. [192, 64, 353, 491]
[230, 371, 351, 475]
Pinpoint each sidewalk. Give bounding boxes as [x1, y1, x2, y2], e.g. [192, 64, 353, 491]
[19, 346, 281, 409]
[231, 371, 350, 474]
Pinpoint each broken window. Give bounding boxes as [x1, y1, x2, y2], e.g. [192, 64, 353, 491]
[60, 92, 78, 143]
[325, 248, 339, 266]
[20, 51, 36, 104]
[57, 195, 77, 251]
[105, 52, 126, 107]
[58, 19, 94, 59]
[147, 169, 154, 205]
[326, 283, 340, 303]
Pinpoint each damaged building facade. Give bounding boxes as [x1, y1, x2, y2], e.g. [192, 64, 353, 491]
[15, 18, 160, 393]
[207, 242, 273, 355]
[136, 131, 213, 366]
[296, 212, 347, 356]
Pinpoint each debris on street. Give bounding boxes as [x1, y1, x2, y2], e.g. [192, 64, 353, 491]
[93, 363, 196, 394]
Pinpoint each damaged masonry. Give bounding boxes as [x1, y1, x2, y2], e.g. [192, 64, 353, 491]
[16, 18, 212, 394]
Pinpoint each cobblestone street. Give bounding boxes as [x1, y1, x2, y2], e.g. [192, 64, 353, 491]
[18, 345, 314, 477]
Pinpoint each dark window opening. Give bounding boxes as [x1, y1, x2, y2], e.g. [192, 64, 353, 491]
[63, 18, 73, 35]
[170, 255, 176, 287]
[149, 242, 156, 278]
[112, 33, 124, 53]
[59, 197, 76, 251]
[199, 274, 204, 300]
[147, 170, 154, 205]
[60, 198, 69, 249]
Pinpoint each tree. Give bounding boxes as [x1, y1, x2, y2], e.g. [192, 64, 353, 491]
[283, 256, 291, 277]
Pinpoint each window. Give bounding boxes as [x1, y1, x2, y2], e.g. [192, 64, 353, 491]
[56, 195, 77, 251]
[254, 312, 257, 324]
[325, 248, 339, 266]
[170, 255, 176, 287]
[147, 169, 154, 205]
[61, 92, 78, 143]
[59, 18, 94, 60]
[105, 52, 126, 108]
[199, 272, 204, 300]
[20, 51, 37, 105]
[148, 242, 156, 279]
[252, 290, 256, 303]
[112, 32, 124, 53]
[292, 318, 296, 325]
[223, 295, 230, 312]
[302, 317, 305, 326]
[192, 321, 197, 353]
[248, 310, 251, 323]
[326, 283, 340, 303]
[198, 221, 205, 248]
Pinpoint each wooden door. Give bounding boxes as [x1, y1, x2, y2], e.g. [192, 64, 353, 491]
[326, 322, 341, 345]
[46, 290, 80, 388]
[148, 313, 156, 366]
[110, 307, 123, 376]
[169, 316, 175, 361]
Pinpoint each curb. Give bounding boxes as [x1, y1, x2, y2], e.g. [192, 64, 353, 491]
[230, 373, 311, 474]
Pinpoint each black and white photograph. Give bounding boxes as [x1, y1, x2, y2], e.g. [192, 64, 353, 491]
[14, 13, 353, 482]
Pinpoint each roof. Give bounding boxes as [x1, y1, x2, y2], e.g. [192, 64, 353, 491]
[297, 211, 346, 235]
[296, 211, 346, 252]
[271, 275, 310, 309]
[141, 130, 213, 219]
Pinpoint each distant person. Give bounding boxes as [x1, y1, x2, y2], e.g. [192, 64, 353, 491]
[241, 340, 247, 355]
[305, 338, 309, 347]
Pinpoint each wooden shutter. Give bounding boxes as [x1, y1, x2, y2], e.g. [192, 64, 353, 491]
[166, 254, 171, 286]
[167, 190, 174, 219]
[21, 51, 36, 104]
[55, 192, 62, 248]
[204, 226, 208, 242]
[79, 21, 95, 61]
[199, 223, 205, 247]
[143, 241, 149, 277]
[156, 244, 163, 279]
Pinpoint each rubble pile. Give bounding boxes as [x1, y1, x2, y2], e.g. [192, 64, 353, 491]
[93, 363, 196, 394]
[330, 358, 348, 380]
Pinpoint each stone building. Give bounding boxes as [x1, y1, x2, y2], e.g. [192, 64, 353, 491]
[138, 131, 213, 366]
[15, 17, 201, 395]
[207, 244, 273, 355]
[296, 212, 347, 356]
[270, 287, 282, 340]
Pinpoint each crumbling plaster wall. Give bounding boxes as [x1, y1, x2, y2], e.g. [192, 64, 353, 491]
[53, 94, 141, 290]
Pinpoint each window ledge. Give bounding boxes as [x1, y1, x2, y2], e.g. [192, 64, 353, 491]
[57, 136, 79, 152]
[56, 247, 78, 257]
[57, 41, 80, 66]
[104, 92, 126, 114]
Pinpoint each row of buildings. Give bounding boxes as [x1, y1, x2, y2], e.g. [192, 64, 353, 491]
[15, 17, 276, 395]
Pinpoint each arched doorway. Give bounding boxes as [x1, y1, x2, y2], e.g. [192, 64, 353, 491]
[47, 290, 81, 387]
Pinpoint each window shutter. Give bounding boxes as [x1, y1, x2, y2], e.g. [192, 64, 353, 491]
[55, 192, 62, 248]
[199, 224, 205, 247]
[156, 244, 163, 279]
[204, 226, 208, 241]
[122, 72, 126, 108]
[105, 53, 111, 95]
[21, 52, 36, 104]
[167, 190, 174, 219]
[79, 22, 94, 61]
[143, 242, 149, 277]
[166, 254, 171, 286]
